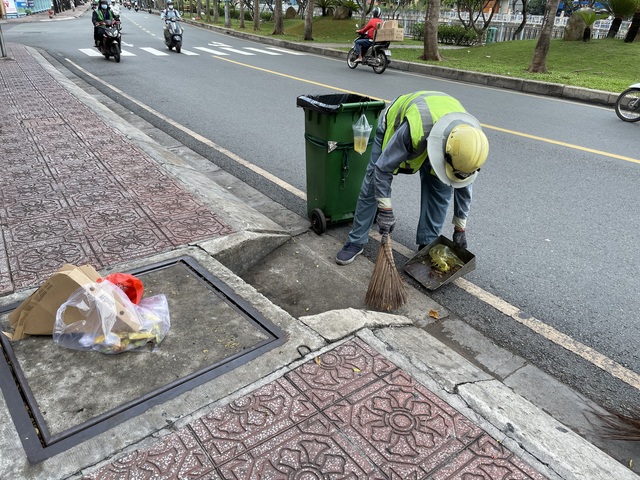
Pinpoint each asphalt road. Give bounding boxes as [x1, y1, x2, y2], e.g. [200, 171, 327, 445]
[2, 11, 639, 415]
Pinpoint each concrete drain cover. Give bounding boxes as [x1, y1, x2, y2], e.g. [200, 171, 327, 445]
[0, 256, 285, 463]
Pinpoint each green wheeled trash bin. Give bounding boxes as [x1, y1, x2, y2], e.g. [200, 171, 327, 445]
[296, 93, 386, 235]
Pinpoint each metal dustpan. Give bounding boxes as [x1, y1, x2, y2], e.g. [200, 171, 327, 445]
[403, 235, 476, 290]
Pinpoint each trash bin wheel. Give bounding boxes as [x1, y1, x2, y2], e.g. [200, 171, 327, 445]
[310, 208, 327, 235]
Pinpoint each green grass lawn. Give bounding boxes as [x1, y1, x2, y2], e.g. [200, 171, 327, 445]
[189, 15, 639, 93]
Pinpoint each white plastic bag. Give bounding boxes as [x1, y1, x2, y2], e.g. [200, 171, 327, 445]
[53, 281, 170, 354]
[353, 114, 372, 155]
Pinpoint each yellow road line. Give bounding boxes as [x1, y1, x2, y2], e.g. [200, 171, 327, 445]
[483, 124, 640, 164]
[216, 56, 640, 165]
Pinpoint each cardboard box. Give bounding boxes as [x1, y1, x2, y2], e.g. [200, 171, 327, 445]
[381, 20, 398, 29]
[374, 27, 404, 42]
[6, 264, 140, 341]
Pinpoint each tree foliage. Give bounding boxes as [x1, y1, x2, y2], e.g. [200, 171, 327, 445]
[455, 0, 496, 35]
[603, 0, 639, 37]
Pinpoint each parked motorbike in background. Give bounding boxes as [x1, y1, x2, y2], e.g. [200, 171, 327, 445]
[164, 17, 183, 53]
[346, 26, 391, 74]
[96, 17, 122, 62]
[615, 83, 640, 122]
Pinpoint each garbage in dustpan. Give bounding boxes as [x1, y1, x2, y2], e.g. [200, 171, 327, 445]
[403, 235, 476, 290]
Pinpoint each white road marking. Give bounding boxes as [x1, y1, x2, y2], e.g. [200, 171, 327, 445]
[193, 47, 229, 56]
[244, 47, 281, 55]
[178, 49, 200, 55]
[139, 47, 170, 56]
[120, 50, 136, 56]
[220, 47, 255, 55]
[79, 48, 103, 57]
[265, 47, 305, 55]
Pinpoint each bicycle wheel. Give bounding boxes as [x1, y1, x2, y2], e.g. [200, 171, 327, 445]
[615, 88, 640, 122]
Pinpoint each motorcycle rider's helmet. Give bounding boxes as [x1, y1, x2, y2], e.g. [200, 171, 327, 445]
[167, 0, 174, 8]
[99, 0, 108, 8]
[372, 7, 381, 17]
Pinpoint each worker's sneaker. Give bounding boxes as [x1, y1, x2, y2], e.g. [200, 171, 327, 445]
[336, 242, 364, 265]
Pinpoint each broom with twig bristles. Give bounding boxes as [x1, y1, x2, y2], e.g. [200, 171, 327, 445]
[365, 233, 407, 311]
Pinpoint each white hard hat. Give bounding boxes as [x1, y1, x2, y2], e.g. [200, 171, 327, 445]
[428, 112, 488, 188]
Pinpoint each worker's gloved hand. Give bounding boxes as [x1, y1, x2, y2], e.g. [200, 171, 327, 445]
[376, 209, 396, 235]
[453, 229, 467, 250]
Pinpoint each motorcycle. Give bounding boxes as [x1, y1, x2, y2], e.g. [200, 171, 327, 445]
[615, 83, 640, 122]
[96, 17, 122, 62]
[164, 17, 183, 53]
[346, 29, 391, 74]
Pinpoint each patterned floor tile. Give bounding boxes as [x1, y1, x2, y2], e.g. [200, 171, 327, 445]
[430, 434, 548, 479]
[285, 337, 399, 409]
[83, 427, 220, 480]
[214, 414, 386, 480]
[192, 378, 319, 466]
[0, 46, 235, 293]
[323, 364, 485, 478]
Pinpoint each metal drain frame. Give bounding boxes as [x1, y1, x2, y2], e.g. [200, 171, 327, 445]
[0, 256, 286, 463]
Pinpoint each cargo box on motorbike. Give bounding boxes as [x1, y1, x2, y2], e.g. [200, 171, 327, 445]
[374, 22, 404, 42]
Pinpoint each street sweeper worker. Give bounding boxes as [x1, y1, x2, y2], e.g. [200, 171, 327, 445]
[336, 91, 489, 266]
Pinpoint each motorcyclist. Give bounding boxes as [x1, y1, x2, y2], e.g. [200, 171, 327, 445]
[161, 0, 180, 21]
[354, 7, 382, 63]
[92, 0, 115, 47]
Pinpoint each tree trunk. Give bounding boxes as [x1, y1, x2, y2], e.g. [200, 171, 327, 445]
[528, 0, 560, 73]
[606, 17, 622, 38]
[624, 10, 640, 42]
[422, 0, 442, 61]
[512, 0, 528, 40]
[196, 0, 202, 18]
[253, 0, 259, 30]
[303, 0, 314, 40]
[205, 0, 210, 21]
[240, 0, 245, 28]
[273, 0, 284, 34]
[214, 0, 219, 22]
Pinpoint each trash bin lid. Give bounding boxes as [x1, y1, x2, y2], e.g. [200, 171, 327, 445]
[296, 94, 384, 113]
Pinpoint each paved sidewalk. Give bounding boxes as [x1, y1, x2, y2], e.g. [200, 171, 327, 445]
[0, 42, 638, 480]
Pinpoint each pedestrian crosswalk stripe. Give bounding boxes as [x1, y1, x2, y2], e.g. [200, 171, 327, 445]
[140, 47, 170, 56]
[220, 47, 255, 55]
[244, 47, 280, 55]
[121, 50, 136, 56]
[79, 48, 103, 57]
[179, 49, 200, 55]
[266, 47, 305, 55]
[193, 47, 229, 56]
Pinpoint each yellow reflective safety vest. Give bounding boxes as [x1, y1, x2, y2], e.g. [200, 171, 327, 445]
[382, 91, 467, 174]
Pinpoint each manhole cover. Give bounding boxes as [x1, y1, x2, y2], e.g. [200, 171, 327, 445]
[0, 256, 285, 463]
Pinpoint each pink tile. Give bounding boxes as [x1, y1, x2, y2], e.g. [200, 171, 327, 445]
[285, 337, 399, 409]
[192, 378, 319, 465]
[82, 427, 219, 480]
